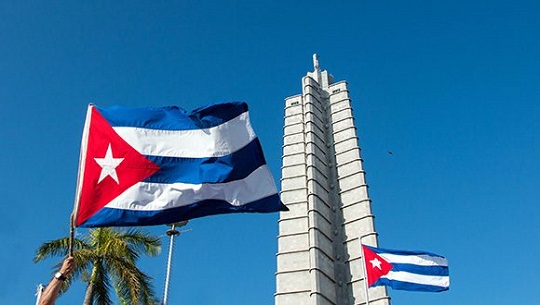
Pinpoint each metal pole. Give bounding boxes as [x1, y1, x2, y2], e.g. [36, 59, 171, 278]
[163, 224, 180, 305]
[162, 221, 188, 305]
[359, 237, 370, 305]
[35, 284, 44, 305]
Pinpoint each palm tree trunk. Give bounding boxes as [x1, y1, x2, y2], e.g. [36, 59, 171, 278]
[83, 282, 94, 305]
[83, 264, 98, 305]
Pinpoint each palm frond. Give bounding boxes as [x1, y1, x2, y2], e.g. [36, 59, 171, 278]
[34, 237, 91, 262]
[134, 271, 158, 305]
[91, 261, 113, 305]
[108, 255, 159, 305]
[121, 229, 162, 257]
[108, 257, 141, 303]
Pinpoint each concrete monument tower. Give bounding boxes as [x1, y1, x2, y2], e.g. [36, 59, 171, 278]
[275, 55, 391, 305]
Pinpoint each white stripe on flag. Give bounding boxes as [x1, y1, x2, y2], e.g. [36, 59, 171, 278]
[113, 111, 256, 158]
[379, 253, 448, 267]
[105, 165, 278, 210]
[384, 271, 450, 288]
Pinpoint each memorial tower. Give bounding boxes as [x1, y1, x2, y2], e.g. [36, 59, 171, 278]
[275, 55, 391, 305]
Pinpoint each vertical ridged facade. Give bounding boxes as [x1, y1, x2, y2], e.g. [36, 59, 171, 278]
[275, 56, 391, 305]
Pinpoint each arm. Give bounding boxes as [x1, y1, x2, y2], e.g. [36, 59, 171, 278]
[39, 257, 75, 305]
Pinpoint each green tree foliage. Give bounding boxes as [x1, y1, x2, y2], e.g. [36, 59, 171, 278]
[35, 228, 162, 305]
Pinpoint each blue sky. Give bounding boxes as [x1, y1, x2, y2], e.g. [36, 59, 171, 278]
[1, 1, 539, 304]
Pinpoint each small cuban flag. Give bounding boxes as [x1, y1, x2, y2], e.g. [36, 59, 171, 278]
[73, 102, 287, 227]
[362, 244, 450, 292]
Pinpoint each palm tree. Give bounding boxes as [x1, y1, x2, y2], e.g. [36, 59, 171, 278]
[35, 227, 162, 305]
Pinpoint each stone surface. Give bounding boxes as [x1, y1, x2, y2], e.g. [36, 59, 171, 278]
[275, 56, 391, 305]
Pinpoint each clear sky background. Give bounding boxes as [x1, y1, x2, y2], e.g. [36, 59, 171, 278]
[1, 1, 539, 304]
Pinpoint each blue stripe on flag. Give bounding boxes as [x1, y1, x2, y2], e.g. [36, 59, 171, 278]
[144, 139, 266, 184]
[391, 263, 449, 276]
[81, 193, 282, 227]
[366, 245, 446, 259]
[96, 102, 248, 130]
[373, 278, 449, 292]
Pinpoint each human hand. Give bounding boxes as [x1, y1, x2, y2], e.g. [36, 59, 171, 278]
[59, 256, 75, 277]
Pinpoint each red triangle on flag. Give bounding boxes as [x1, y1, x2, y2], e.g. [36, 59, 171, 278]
[362, 245, 393, 286]
[75, 106, 160, 226]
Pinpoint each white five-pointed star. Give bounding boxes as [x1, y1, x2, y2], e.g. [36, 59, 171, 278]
[370, 258, 383, 270]
[94, 144, 124, 184]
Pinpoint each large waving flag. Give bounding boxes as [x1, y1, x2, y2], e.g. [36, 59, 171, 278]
[362, 244, 449, 292]
[73, 102, 287, 227]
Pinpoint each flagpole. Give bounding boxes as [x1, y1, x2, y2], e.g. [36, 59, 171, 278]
[359, 236, 370, 305]
[162, 221, 188, 305]
[163, 224, 178, 305]
[69, 213, 75, 257]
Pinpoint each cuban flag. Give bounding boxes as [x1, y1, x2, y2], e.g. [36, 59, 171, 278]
[362, 244, 449, 292]
[73, 102, 287, 227]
